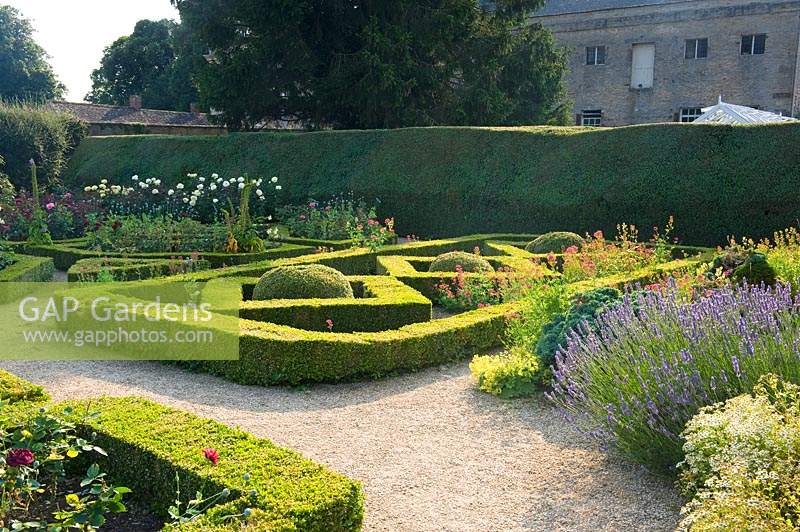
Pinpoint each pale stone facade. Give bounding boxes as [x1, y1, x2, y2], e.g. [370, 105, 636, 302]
[530, 0, 800, 125]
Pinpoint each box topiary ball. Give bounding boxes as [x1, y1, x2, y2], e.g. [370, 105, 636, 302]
[428, 251, 494, 273]
[525, 232, 584, 254]
[253, 264, 354, 300]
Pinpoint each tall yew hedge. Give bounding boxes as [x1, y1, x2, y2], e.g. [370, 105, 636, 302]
[62, 123, 800, 246]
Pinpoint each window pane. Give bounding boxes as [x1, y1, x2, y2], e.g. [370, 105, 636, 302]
[597, 46, 605, 65]
[586, 47, 595, 65]
[741, 35, 753, 54]
[753, 34, 766, 54]
[697, 39, 708, 58]
[685, 40, 694, 59]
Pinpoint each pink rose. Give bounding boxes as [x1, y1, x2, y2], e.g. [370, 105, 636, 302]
[203, 448, 219, 465]
[6, 448, 34, 467]
[45, 202, 55, 210]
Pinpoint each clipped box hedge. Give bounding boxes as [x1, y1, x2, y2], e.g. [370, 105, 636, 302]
[56, 397, 363, 531]
[0, 369, 49, 405]
[239, 275, 431, 332]
[22, 238, 314, 270]
[67, 257, 211, 282]
[0, 254, 55, 282]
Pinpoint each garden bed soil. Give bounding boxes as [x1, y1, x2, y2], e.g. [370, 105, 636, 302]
[11, 475, 163, 531]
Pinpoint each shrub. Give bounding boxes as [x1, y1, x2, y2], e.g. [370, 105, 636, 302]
[731, 252, 776, 286]
[0, 369, 48, 404]
[277, 196, 375, 240]
[525, 231, 583, 253]
[253, 264, 354, 300]
[549, 281, 800, 472]
[429, 251, 493, 273]
[678, 374, 800, 531]
[470, 347, 540, 399]
[0, 101, 86, 189]
[535, 287, 622, 369]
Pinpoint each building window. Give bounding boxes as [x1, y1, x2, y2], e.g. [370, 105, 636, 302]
[685, 38, 708, 59]
[581, 109, 602, 126]
[741, 34, 766, 55]
[586, 46, 606, 65]
[679, 107, 703, 122]
[631, 43, 655, 89]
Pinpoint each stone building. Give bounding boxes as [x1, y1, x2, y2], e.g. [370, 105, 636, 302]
[48, 96, 226, 136]
[530, 0, 800, 125]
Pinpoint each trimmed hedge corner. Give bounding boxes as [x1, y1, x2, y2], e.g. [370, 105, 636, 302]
[0, 369, 49, 405]
[67, 257, 211, 282]
[0, 254, 55, 282]
[56, 397, 363, 531]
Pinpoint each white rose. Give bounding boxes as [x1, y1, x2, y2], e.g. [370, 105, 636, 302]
[271, 176, 278, 183]
[267, 215, 272, 221]
[168, 189, 174, 196]
[154, 179, 161, 185]
[182, 197, 189, 203]
[84, 186, 91, 192]
[91, 185, 98, 191]
[237, 176, 244, 183]
[152, 189, 159, 194]
[256, 189, 263, 196]
[209, 184, 217, 191]
[139, 182, 148, 188]
[187, 173, 198, 178]
[222, 181, 230, 188]
[275, 185, 282, 190]
[211, 173, 219, 179]
[197, 184, 204, 190]
[213, 198, 219, 204]
[100, 179, 108, 184]
[238, 183, 245, 190]
[176, 183, 184, 190]
[199, 177, 205, 182]
[132, 175, 139, 181]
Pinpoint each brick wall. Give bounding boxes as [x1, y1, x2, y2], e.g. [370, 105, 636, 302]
[532, 0, 800, 125]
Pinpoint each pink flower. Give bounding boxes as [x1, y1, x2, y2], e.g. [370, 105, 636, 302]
[45, 202, 55, 210]
[299, 214, 306, 221]
[593, 230, 604, 240]
[325, 319, 333, 331]
[203, 448, 219, 466]
[6, 448, 34, 467]
[309, 202, 317, 209]
[564, 245, 579, 254]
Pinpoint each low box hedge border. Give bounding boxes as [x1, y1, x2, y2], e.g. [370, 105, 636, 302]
[22, 239, 315, 270]
[67, 257, 212, 282]
[238, 275, 432, 332]
[0, 254, 55, 282]
[53, 397, 364, 531]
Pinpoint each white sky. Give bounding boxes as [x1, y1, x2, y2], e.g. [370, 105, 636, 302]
[3, 0, 179, 101]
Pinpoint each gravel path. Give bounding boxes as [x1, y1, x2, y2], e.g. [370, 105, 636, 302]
[1, 360, 681, 531]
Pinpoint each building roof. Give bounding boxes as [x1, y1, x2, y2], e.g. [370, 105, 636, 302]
[533, 0, 690, 16]
[694, 99, 799, 125]
[47, 101, 217, 128]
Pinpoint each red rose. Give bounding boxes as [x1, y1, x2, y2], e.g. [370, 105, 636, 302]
[6, 448, 34, 467]
[203, 447, 219, 466]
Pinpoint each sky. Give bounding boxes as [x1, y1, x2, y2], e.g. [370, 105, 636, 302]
[4, 0, 179, 102]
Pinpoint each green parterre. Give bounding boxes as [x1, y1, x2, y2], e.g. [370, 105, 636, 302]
[101, 233, 712, 385]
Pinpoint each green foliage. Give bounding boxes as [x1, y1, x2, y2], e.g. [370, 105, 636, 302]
[429, 251, 493, 273]
[278, 196, 376, 241]
[86, 19, 201, 112]
[731, 252, 777, 286]
[59, 397, 364, 530]
[25, 161, 52, 245]
[87, 215, 228, 254]
[63, 124, 800, 246]
[253, 264, 354, 300]
[172, 0, 566, 129]
[470, 347, 540, 399]
[535, 287, 622, 368]
[678, 374, 800, 531]
[0, 369, 48, 405]
[0, 254, 54, 282]
[0, 6, 64, 101]
[525, 231, 583, 253]
[0, 101, 86, 189]
[68, 256, 209, 282]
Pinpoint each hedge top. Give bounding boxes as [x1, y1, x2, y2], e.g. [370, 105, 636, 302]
[63, 123, 800, 245]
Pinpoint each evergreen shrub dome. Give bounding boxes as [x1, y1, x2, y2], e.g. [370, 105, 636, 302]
[428, 251, 493, 273]
[525, 232, 584, 254]
[253, 264, 354, 300]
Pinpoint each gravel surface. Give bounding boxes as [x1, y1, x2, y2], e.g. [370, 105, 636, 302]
[1, 360, 681, 531]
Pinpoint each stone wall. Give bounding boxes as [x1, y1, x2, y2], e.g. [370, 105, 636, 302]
[532, 0, 800, 125]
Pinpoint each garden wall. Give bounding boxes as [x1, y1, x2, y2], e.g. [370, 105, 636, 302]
[63, 123, 800, 246]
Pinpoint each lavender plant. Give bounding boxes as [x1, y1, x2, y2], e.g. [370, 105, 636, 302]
[548, 280, 800, 472]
